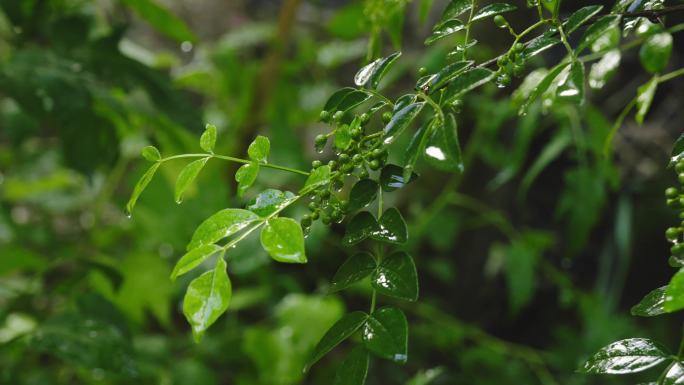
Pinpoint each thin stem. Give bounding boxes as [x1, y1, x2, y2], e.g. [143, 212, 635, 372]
[418, 92, 445, 123]
[676, 323, 684, 358]
[462, 0, 477, 60]
[369, 289, 377, 313]
[366, 89, 394, 107]
[161, 153, 310, 176]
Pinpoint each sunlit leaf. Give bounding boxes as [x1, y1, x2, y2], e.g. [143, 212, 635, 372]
[519, 63, 569, 116]
[246, 189, 296, 217]
[260, 217, 306, 263]
[631, 286, 667, 317]
[589, 50, 621, 89]
[187, 209, 260, 251]
[247, 135, 270, 162]
[183, 258, 232, 342]
[556, 61, 585, 106]
[141, 145, 161, 162]
[235, 163, 259, 197]
[175, 157, 209, 203]
[354, 52, 401, 89]
[576, 15, 620, 53]
[438, 0, 472, 24]
[200, 124, 217, 152]
[665, 268, 684, 312]
[126, 163, 160, 215]
[171, 244, 222, 280]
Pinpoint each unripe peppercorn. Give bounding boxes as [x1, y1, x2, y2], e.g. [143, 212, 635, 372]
[301, 215, 312, 227]
[339, 200, 349, 212]
[341, 163, 354, 173]
[676, 162, 684, 173]
[369, 160, 380, 170]
[351, 127, 362, 139]
[311, 211, 320, 220]
[679, 173, 684, 184]
[494, 15, 508, 28]
[666, 227, 680, 241]
[339, 153, 350, 163]
[352, 154, 363, 164]
[333, 110, 344, 122]
[328, 160, 337, 170]
[668, 198, 680, 208]
[308, 202, 318, 211]
[315, 134, 327, 147]
[673, 243, 684, 256]
[311, 160, 322, 169]
[371, 148, 383, 159]
[382, 112, 393, 123]
[319, 110, 331, 122]
[514, 43, 525, 53]
[418, 67, 428, 76]
[666, 187, 679, 199]
[358, 168, 369, 179]
[360, 113, 370, 124]
[321, 213, 332, 225]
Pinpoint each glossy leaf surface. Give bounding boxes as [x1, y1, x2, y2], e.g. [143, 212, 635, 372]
[519, 63, 569, 115]
[556, 61, 585, 106]
[372, 251, 418, 301]
[187, 209, 260, 251]
[424, 113, 463, 173]
[442, 68, 495, 104]
[563, 5, 603, 34]
[260, 217, 306, 263]
[362, 307, 408, 363]
[235, 163, 259, 197]
[579, 338, 669, 374]
[372, 208, 408, 245]
[174, 157, 209, 203]
[246, 189, 296, 217]
[425, 19, 466, 45]
[380, 164, 418, 192]
[183, 258, 232, 342]
[303, 165, 331, 191]
[354, 52, 401, 89]
[333, 346, 370, 385]
[348, 179, 379, 212]
[631, 286, 667, 317]
[576, 15, 620, 53]
[330, 252, 377, 293]
[307, 311, 368, 369]
[247, 135, 270, 162]
[171, 244, 222, 280]
[471, 3, 516, 22]
[342, 212, 380, 246]
[383, 102, 425, 145]
[200, 124, 217, 152]
[416, 61, 472, 93]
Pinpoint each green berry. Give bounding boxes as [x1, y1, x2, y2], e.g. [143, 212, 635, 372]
[319, 110, 331, 122]
[679, 173, 684, 184]
[339, 153, 350, 163]
[418, 67, 428, 76]
[301, 215, 312, 227]
[333, 110, 344, 122]
[514, 43, 525, 53]
[352, 154, 363, 164]
[359, 113, 370, 124]
[331, 209, 342, 222]
[308, 202, 319, 211]
[666, 187, 679, 199]
[339, 200, 349, 212]
[328, 160, 337, 170]
[494, 15, 508, 28]
[666, 227, 680, 241]
[371, 148, 383, 159]
[369, 160, 380, 170]
[312, 160, 322, 169]
[320, 189, 331, 199]
[668, 198, 680, 208]
[315, 134, 327, 146]
[382, 112, 393, 123]
[311, 211, 320, 220]
[358, 168, 369, 179]
[676, 162, 684, 173]
[351, 127, 362, 139]
[321, 213, 332, 225]
[673, 243, 684, 256]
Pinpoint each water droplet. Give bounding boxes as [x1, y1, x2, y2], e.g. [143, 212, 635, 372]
[180, 41, 193, 52]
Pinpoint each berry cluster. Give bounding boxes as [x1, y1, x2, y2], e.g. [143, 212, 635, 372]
[666, 161, 684, 262]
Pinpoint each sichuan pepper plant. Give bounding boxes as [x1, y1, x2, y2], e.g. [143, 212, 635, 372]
[126, 0, 684, 383]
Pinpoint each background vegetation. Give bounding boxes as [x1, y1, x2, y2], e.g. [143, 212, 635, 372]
[1, 0, 684, 384]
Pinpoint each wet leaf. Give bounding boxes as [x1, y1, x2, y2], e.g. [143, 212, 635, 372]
[519, 63, 569, 116]
[334, 346, 370, 385]
[183, 258, 232, 342]
[380, 164, 418, 192]
[126, 162, 160, 215]
[307, 311, 368, 369]
[303, 165, 331, 191]
[187, 209, 260, 251]
[403, 120, 431, 182]
[438, 0, 471, 24]
[372, 251, 418, 301]
[522, 35, 560, 59]
[631, 286, 667, 317]
[330, 252, 377, 293]
[175, 157, 209, 203]
[425, 19, 466, 45]
[442, 68, 495, 104]
[424, 113, 463, 173]
[416, 61, 472, 93]
[348, 179, 379, 212]
[665, 268, 684, 312]
[247, 135, 270, 162]
[354, 52, 401, 89]
[640, 32, 673, 74]
[576, 15, 620, 53]
[362, 307, 408, 363]
[372, 208, 408, 245]
[563, 5, 603, 34]
[636, 76, 658, 125]
[589, 50, 621, 89]
[235, 163, 259, 197]
[171, 244, 222, 280]
[579, 338, 669, 374]
[200, 124, 217, 152]
[383, 102, 425, 145]
[336, 123, 353, 150]
[260, 217, 307, 264]
[342, 212, 380, 246]
[471, 3, 516, 22]
[672, 132, 684, 163]
[246, 189, 296, 217]
[556, 61, 585, 106]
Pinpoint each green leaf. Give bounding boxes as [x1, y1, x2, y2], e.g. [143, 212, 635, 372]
[640, 32, 673, 73]
[324, 88, 357, 112]
[631, 286, 667, 317]
[372, 251, 418, 301]
[663, 363, 684, 385]
[175, 157, 209, 203]
[556, 61, 585, 106]
[342, 212, 380, 246]
[576, 15, 620, 53]
[187, 209, 260, 251]
[354, 52, 401, 89]
[348, 179, 379, 212]
[372, 208, 408, 245]
[665, 268, 684, 312]
[672, 132, 684, 162]
[247, 135, 270, 162]
[425, 19, 466, 45]
[235, 163, 259, 197]
[438, 0, 472, 24]
[578, 338, 669, 374]
[303, 165, 331, 191]
[424, 113, 463, 173]
[442, 68, 495, 104]
[383, 102, 426, 145]
[337, 90, 372, 112]
[563, 5, 604, 34]
[141, 145, 161, 162]
[416, 61, 472, 93]
[171, 244, 222, 280]
[126, 163, 160, 215]
[419, 0, 435, 23]
[200, 124, 217, 152]
[362, 307, 408, 363]
[589, 50, 621, 89]
[260, 217, 306, 263]
[335, 123, 353, 151]
[121, 0, 196, 43]
[246, 189, 296, 217]
[518, 63, 569, 116]
[522, 35, 560, 59]
[471, 3, 516, 22]
[307, 311, 369, 369]
[183, 258, 232, 342]
[333, 346, 370, 385]
[330, 252, 377, 293]
[636, 76, 658, 125]
[403, 120, 431, 182]
[380, 164, 418, 192]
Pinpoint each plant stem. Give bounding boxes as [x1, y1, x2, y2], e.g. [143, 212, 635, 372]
[462, 0, 477, 60]
[161, 153, 310, 176]
[418, 92, 445, 123]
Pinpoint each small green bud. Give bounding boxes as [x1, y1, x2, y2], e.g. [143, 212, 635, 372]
[319, 110, 331, 122]
[359, 113, 370, 124]
[333, 110, 344, 122]
[494, 15, 508, 28]
[369, 160, 380, 170]
[666, 227, 680, 241]
[382, 112, 393, 123]
[315, 134, 327, 146]
[328, 160, 338, 170]
[301, 215, 312, 227]
[418, 67, 428, 76]
[311, 160, 322, 169]
[666, 187, 679, 199]
[339, 153, 350, 163]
